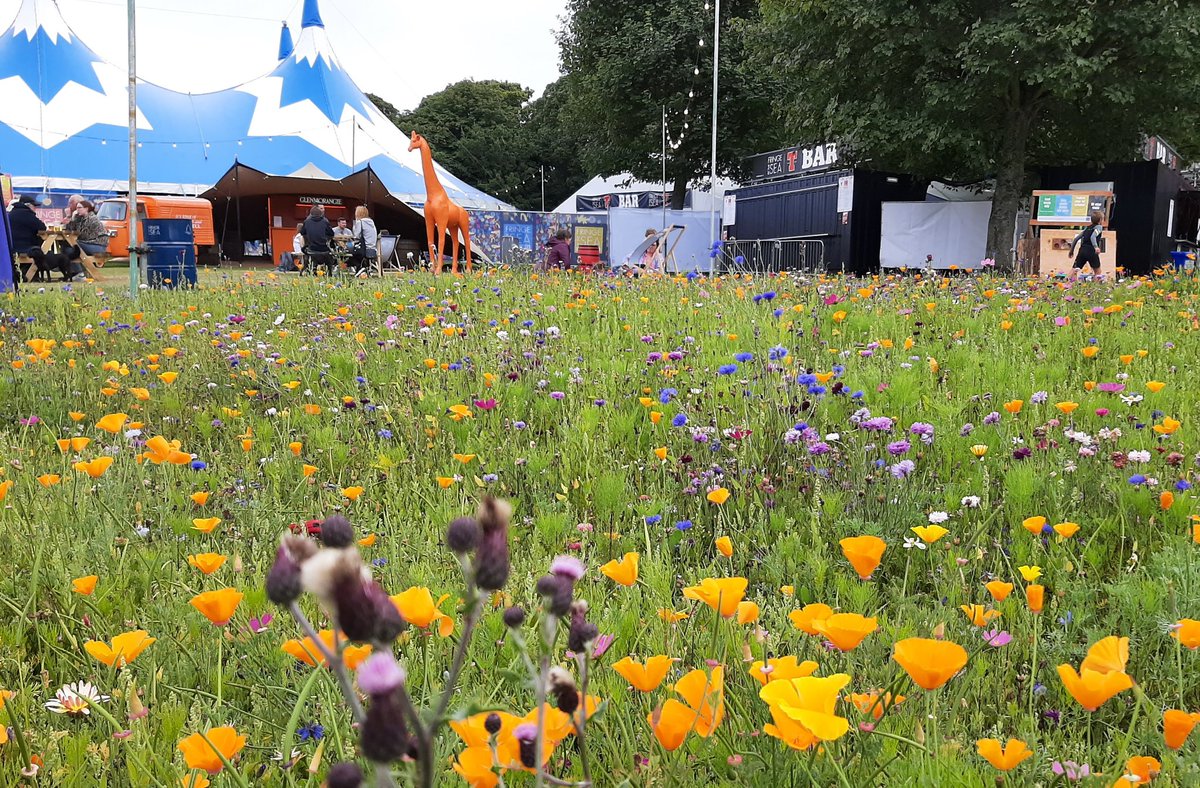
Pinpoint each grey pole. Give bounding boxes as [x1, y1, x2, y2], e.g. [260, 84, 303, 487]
[127, 0, 140, 295]
[709, 0, 720, 273]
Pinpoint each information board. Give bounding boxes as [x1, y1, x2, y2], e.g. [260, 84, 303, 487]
[1031, 191, 1112, 226]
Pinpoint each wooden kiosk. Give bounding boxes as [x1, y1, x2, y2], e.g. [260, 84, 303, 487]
[1030, 190, 1117, 277]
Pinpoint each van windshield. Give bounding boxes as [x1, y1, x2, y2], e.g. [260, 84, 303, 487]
[97, 202, 145, 221]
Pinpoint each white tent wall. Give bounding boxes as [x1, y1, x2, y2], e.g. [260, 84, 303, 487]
[880, 201, 992, 269]
[608, 208, 716, 272]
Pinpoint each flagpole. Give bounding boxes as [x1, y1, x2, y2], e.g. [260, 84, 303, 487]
[709, 0, 721, 273]
[127, 0, 139, 296]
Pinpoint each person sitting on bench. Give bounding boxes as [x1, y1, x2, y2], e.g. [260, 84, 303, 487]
[7, 195, 49, 279]
[63, 200, 108, 278]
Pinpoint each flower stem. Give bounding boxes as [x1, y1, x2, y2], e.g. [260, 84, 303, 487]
[573, 653, 593, 787]
[216, 634, 223, 708]
[286, 602, 364, 724]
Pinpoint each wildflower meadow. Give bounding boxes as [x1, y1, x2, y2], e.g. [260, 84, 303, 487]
[1, 269, 1199, 787]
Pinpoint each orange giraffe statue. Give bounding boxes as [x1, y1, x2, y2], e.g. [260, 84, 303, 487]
[408, 131, 473, 275]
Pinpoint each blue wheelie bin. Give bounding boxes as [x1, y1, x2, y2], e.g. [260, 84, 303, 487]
[142, 219, 197, 288]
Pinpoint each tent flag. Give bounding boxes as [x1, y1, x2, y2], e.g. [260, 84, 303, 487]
[301, 0, 325, 30]
[277, 22, 294, 61]
[0, 0, 512, 210]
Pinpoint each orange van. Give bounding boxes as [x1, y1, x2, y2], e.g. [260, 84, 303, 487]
[97, 196, 215, 260]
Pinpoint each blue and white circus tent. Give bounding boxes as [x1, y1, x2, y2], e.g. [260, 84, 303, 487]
[0, 0, 511, 210]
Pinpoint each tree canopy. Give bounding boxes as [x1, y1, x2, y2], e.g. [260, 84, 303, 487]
[369, 80, 588, 211]
[558, 0, 786, 207]
[760, 0, 1200, 268]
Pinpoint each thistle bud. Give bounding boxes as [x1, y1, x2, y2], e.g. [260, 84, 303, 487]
[567, 600, 598, 654]
[536, 574, 573, 617]
[502, 606, 526, 629]
[334, 576, 398, 644]
[325, 762, 364, 788]
[513, 723, 538, 769]
[446, 516, 480, 554]
[320, 514, 355, 548]
[360, 691, 409, 764]
[266, 535, 316, 606]
[484, 713, 503, 736]
[473, 497, 511, 591]
[549, 666, 579, 715]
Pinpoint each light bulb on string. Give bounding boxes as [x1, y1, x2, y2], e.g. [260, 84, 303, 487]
[694, 68, 700, 76]
[699, 39, 705, 47]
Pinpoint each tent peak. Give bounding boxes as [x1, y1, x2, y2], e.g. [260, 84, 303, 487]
[278, 21, 294, 60]
[301, 0, 324, 29]
[9, 0, 77, 43]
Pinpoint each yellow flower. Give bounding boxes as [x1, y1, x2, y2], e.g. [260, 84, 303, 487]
[706, 487, 731, 505]
[911, 524, 948, 543]
[391, 587, 454, 637]
[715, 536, 733, 557]
[73, 456, 114, 479]
[192, 517, 222, 534]
[187, 553, 228, 575]
[682, 577, 747, 618]
[72, 575, 99, 595]
[1018, 565, 1041, 582]
[95, 413, 129, 434]
[177, 726, 247, 775]
[84, 630, 156, 667]
[342, 486, 365, 501]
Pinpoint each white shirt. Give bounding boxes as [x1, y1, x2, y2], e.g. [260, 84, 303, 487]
[292, 233, 304, 255]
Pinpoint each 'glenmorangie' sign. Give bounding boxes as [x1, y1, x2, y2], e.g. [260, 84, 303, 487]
[749, 143, 840, 182]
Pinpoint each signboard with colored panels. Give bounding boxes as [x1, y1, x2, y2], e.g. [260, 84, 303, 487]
[1031, 191, 1112, 226]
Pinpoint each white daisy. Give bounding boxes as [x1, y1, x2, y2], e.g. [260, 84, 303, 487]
[45, 681, 108, 717]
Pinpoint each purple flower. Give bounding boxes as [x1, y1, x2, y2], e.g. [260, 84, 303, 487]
[959, 423, 975, 436]
[982, 629, 1012, 647]
[1012, 447, 1032, 460]
[1030, 391, 1048, 404]
[983, 411, 1001, 425]
[861, 416, 894, 432]
[550, 556, 585, 581]
[1097, 382, 1126, 393]
[591, 634, 615, 658]
[1051, 761, 1091, 781]
[886, 440, 911, 456]
[808, 442, 832, 456]
[248, 614, 274, 634]
[18, 415, 39, 427]
[909, 422, 935, 444]
[357, 652, 406, 696]
[550, 391, 565, 400]
[889, 460, 916, 479]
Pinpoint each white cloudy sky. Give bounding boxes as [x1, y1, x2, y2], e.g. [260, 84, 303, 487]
[0, 0, 567, 109]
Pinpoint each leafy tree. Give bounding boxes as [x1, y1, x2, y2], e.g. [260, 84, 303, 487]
[559, 0, 786, 208]
[368, 81, 589, 211]
[761, 0, 1200, 269]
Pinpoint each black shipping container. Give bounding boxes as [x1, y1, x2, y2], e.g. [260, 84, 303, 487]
[730, 169, 927, 274]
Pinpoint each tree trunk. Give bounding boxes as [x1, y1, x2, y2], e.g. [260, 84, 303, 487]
[670, 177, 689, 210]
[987, 106, 1036, 272]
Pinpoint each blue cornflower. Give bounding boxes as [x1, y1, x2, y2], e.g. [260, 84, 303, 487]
[191, 460, 207, 471]
[675, 520, 693, 531]
[672, 413, 688, 427]
[298, 723, 324, 742]
[646, 515, 662, 525]
[768, 345, 788, 360]
[773, 308, 784, 318]
[377, 429, 393, 440]
[1177, 480, 1192, 491]
[807, 385, 826, 396]
[1128, 474, 1147, 485]
[762, 291, 776, 301]
[734, 352, 753, 362]
[735, 255, 745, 265]
[797, 373, 818, 386]
[832, 364, 845, 375]
[659, 388, 678, 404]
[372, 558, 388, 567]
[851, 390, 865, 400]
[717, 364, 738, 375]
[483, 473, 499, 483]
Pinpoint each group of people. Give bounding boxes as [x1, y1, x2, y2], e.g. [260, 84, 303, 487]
[274, 204, 377, 277]
[538, 227, 665, 275]
[8, 193, 109, 282]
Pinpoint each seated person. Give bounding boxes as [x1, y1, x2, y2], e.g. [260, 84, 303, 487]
[332, 218, 354, 240]
[7, 195, 49, 279]
[64, 199, 109, 262]
[274, 224, 305, 272]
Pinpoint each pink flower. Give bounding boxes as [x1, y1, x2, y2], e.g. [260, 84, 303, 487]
[982, 629, 1012, 647]
[473, 398, 497, 410]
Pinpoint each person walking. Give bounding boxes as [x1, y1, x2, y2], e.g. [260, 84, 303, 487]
[1069, 211, 1105, 281]
[302, 205, 335, 275]
[349, 205, 378, 278]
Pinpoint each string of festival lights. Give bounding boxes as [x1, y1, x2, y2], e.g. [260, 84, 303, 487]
[665, 0, 716, 152]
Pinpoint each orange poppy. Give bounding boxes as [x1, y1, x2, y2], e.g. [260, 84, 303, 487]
[302, 464, 318, 477]
[189, 588, 243, 627]
[1164, 709, 1200, 750]
[1081, 346, 1099, 358]
[911, 525, 948, 544]
[1081, 636, 1129, 675]
[1121, 756, 1161, 785]
[849, 691, 905, 721]
[1056, 664, 1133, 711]
[759, 673, 851, 751]
[673, 666, 724, 737]
[84, 630, 156, 667]
[839, 535, 886, 579]
[55, 437, 91, 453]
[736, 601, 760, 625]
[187, 553, 228, 575]
[985, 580, 1014, 602]
[37, 473, 61, 487]
[656, 608, 689, 624]
[1053, 522, 1080, 539]
[600, 552, 639, 587]
[1153, 417, 1181, 436]
[1021, 516, 1047, 535]
[706, 487, 731, 505]
[192, 517, 222, 534]
[1161, 491, 1176, 511]
[73, 456, 114, 479]
[1146, 380, 1166, 393]
[177, 726, 247, 775]
[892, 637, 968, 690]
[960, 604, 1002, 627]
[681, 577, 747, 618]
[714, 536, 733, 557]
[391, 587, 454, 637]
[648, 699, 695, 751]
[788, 603, 834, 636]
[748, 656, 818, 686]
[812, 613, 877, 651]
[612, 655, 673, 692]
[1025, 584, 1045, 614]
[1173, 619, 1200, 649]
[1055, 401, 1079, 414]
[95, 413, 129, 433]
[653, 446, 668, 461]
[342, 486, 365, 501]
[976, 738, 1033, 771]
[190, 491, 211, 506]
[1003, 399, 1023, 415]
[72, 575, 98, 595]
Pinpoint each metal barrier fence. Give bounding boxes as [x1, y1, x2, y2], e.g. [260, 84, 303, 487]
[719, 237, 827, 274]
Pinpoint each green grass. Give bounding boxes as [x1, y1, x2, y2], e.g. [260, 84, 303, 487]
[1, 269, 1199, 786]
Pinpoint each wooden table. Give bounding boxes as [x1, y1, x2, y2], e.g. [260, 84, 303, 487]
[29, 230, 104, 281]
